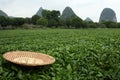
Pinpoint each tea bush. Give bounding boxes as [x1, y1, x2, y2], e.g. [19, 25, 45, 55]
[0, 29, 120, 80]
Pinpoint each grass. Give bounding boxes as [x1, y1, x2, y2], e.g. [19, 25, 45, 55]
[0, 28, 120, 80]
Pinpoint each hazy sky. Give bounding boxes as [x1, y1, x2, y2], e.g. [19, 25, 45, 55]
[0, 0, 120, 22]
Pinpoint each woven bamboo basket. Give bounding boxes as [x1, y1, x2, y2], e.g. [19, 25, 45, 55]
[3, 51, 55, 66]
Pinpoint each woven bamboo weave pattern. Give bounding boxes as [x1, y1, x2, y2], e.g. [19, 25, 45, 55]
[3, 51, 55, 66]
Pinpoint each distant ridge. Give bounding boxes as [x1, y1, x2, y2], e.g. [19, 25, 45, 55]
[0, 7, 119, 22]
[0, 10, 8, 17]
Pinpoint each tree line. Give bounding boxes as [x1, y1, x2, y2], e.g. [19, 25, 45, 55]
[0, 10, 120, 29]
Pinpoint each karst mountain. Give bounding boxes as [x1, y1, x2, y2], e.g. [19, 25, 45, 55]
[0, 10, 8, 17]
[99, 8, 117, 22]
[61, 7, 78, 20]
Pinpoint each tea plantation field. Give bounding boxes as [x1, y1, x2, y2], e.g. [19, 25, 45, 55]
[0, 29, 120, 80]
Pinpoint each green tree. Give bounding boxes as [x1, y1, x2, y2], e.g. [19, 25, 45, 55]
[24, 17, 31, 24]
[42, 10, 60, 27]
[101, 21, 117, 28]
[0, 16, 9, 27]
[117, 23, 120, 28]
[59, 19, 66, 27]
[50, 10, 60, 27]
[47, 19, 58, 27]
[85, 21, 97, 28]
[42, 10, 51, 19]
[31, 15, 40, 25]
[9, 18, 25, 26]
[65, 18, 72, 28]
[71, 17, 83, 28]
[36, 18, 48, 26]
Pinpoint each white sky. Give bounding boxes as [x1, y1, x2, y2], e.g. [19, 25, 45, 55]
[0, 0, 120, 22]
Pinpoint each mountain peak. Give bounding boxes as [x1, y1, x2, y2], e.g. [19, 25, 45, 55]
[64, 6, 72, 10]
[85, 17, 93, 22]
[36, 7, 43, 17]
[39, 7, 43, 10]
[61, 6, 77, 19]
[99, 8, 117, 22]
[0, 10, 8, 17]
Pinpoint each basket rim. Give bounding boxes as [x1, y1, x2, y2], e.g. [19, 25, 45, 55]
[3, 51, 55, 66]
